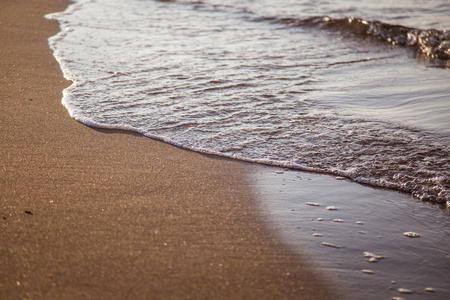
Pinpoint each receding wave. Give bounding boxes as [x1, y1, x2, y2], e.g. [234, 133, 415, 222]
[258, 15, 450, 65]
[47, 0, 450, 206]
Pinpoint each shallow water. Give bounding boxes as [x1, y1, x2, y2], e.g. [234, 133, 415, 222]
[47, 0, 450, 204]
[253, 167, 450, 300]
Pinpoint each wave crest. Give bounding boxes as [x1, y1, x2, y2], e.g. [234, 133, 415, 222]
[261, 15, 450, 66]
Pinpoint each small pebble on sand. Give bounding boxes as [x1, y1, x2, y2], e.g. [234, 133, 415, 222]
[398, 288, 412, 294]
[322, 242, 341, 248]
[363, 251, 384, 260]
[312, 233, 322, 237]
[326, 206, 337, 211]
[317, 218, 324, 221]
[403, 232, 420, 238]
[425, 287, 435, 292]
[333, 219, 344, 223]
[356, 221, 364, 225]
[306, 202, 320, 207]
[362, 269, 374, 274]
[363, 252, 384, 263]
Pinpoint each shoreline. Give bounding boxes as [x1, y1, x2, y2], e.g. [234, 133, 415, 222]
[0, 0, 344, 299]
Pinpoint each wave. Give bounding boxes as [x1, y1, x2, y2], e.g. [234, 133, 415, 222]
[60, 78, 450, 206]
[149, 1, 450, 65]
[46, 0, 450, 207]
[256, 15, 450, 66]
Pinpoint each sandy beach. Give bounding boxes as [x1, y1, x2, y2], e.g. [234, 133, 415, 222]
[0, 0, 342, 299]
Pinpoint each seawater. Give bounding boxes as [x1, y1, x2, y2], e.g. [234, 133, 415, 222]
[46, 0, 450, 204]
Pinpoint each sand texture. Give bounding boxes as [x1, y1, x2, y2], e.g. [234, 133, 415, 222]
[0, 0, 342, 299]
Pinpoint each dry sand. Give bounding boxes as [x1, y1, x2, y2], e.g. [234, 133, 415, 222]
[0, 0, 343, 299]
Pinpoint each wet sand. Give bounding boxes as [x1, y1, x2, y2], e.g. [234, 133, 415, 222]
[0, 0, 344, 299]
[254, 167, 450, 300]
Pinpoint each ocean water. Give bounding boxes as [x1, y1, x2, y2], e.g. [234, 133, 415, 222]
[46, 0, 449, 204]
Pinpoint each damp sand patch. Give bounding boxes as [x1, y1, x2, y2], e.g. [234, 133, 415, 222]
[252, 166, 450, 300]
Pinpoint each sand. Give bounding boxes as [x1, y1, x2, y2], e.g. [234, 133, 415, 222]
[0, 0, 344, 299]
[255, 168, 450, 299]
